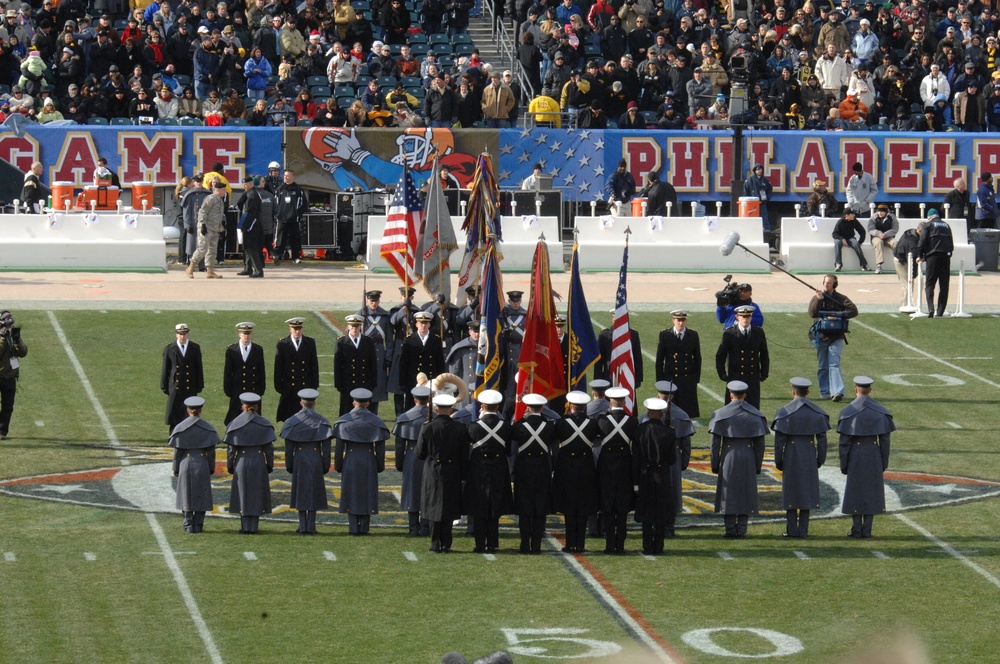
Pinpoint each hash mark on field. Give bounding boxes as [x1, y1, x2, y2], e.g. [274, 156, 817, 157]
[84, 552, 96, 561]
[872, 551, 890, 559]
[34, 420, 43, 427]
[153, 310, 161, 314]
[243, 552, 257, 561]
[641, 554, 657, 561]
[403, 551, 418, 562]
[718, 552, 734, 560]
[323, 551, 337, 562]
[483, 553, 497, 561]
[4, 552, 15, 562]
[947, 422, 962, 429]
[888, 313, 899, 318]
[898, 513, 1000, 590]
[793, 551, 810, 560]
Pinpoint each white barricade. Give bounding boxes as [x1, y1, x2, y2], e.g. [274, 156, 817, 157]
[365, 215, 563, 273]
[0, 211, 166, 270]
[779, 216, 976, 272]
[573, 215, 771, 272]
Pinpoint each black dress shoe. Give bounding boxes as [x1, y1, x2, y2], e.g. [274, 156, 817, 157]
[724, 532, 738, 538]
[237, 270, 250, 276]
[249, 273, 263, 278]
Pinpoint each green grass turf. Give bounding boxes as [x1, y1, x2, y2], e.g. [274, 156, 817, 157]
[0, 308, 998, 662]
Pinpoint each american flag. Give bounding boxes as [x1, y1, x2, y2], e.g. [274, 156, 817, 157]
[380, 166, 422, 286]
[609, 238, 636, 414]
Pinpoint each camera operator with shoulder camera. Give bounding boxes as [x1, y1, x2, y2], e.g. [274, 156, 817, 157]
[808, 274, 858, 402]
[715, 277, 764, 328]
[0, 310, 28, 439]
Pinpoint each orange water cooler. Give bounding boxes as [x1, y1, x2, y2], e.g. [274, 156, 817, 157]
[631, 197, 648, 216]
[51, 182, 74, 210]
[738, 196, 761, 217]
[131, 181, 154, 210]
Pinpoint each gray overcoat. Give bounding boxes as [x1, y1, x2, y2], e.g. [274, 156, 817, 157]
[333, 407, 389, 515]
[170, 415, 220, 512]
[772, 397, 830, 510]
[838, 395, 894, 515]
[709, 400, 769, 514]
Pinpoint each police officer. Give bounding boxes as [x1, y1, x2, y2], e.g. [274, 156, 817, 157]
[273, 168, 308, 265]
[160, 322, 203, 430]
[839, 376, 894, 538]
[274, 317, 320, 422]
[334, 314, 378, 415]
[772, 377, 830, 538]
[281, 388, 334, 534]
[709, 380, 768, 538]
[169, 396, 219, 534]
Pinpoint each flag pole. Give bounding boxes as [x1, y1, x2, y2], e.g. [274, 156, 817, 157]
[566, 228, 577, 396]
[404, 164, 412, 337]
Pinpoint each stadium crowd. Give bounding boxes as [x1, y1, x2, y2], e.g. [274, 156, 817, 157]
[3, 0, 999, 130]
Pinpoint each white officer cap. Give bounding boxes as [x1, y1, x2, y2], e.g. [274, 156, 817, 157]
[566, 390, 591, 405]
[522, 393, 547, 406]
[433, 394, 457, 407]
[643, 398, 668, 411]
[606, 387, 630, 400]
[477, 389, 503, 405]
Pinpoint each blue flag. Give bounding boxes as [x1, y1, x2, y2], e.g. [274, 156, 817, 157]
[475, 242, 505, 398]
[567, 242, 600, 392]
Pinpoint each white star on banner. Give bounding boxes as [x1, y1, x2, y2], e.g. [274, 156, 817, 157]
[518, 151, 531, 163]
[578, 181, 590, 192]
[520, 127, 531, 139]
[498, 169, 512, 181]
[564, 173, 576, 185]
[595, 165, 605, 177]
[578, 155, 591, 167]
[594, 138, 605, 150]
[499, 143, 514, 155]
[550, 140, 562, 152]
[564, 147, 576, 159]
[535, 133, 547, 145]
[33, 484, 96, 495]
[579, 130, 591, 140]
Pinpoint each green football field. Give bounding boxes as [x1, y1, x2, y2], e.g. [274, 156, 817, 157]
[1, 308, 998, 663]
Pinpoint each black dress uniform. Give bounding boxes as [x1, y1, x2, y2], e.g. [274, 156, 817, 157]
[597, 408, 637, 553]
[715, 323, 769, 409]
[281, 400, 334, 534]
[595, 328, 644, 389]
[632, 416, 677, 555]
[398, 331, 445, 407]
[417, 409, 471, 552]
[640, 397, 694, 536]
[772, 387, 830, 538]
[709, 394, 768, 538]
[274, 333, 320, 422]
[223, 343, 267, 425]
[553, 411, 600, 552]
[387, 295, 427, 413]
[356, 300, 394, 406]
[838, 380, 894, 538]
[512, 410, 557, 553]
[169, 407, 219, 533]
[655, 327, 701, 418]
[334, 332, 378, 415]
[466, 411, 514, 552]
[225, 406, 276, 534]
[161, 339, 204, 428]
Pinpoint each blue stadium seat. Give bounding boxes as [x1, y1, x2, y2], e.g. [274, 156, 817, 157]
[428, 33, 449, 45]
[179, 117, 203, 126]
[226, 118, 248, 126]
[311, 85, 332, 97]
[159, 117, 179, 125]
[87, 117, 110, 125]
[306, 75, 328, 87]
[432, 43, 453, 56]
[451, 33, 472, 44]
[111, 117, 133, 125]
[334, 85, 355, 98]
[337, 95, 356, 108]
[401, 76, 422, 87]
[454, 43, 474, 56]
[411, 44, 429, 57]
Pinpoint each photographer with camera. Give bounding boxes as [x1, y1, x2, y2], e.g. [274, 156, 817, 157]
[715, 277, 764, 328]
[808, 274, 858, 402]
[0, 311, 27, 439]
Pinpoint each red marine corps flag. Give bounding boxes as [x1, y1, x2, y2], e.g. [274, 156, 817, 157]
[513, 238, 566, 421]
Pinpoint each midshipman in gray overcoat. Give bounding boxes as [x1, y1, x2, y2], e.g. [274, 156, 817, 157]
[281, 388, 334, 535]
[224, 392, 276, 534]
[333, 388, 389, 535]
[169, 396, 219, 533]
[838, 376, 894, 538]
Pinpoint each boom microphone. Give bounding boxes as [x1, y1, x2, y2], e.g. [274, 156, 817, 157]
[719, 230, 819, 293]
[719, 231, 741, 256]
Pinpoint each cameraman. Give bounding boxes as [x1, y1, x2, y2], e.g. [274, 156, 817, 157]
[715, 281, 764, 328]
[808, 274, 858, 402]
[0, 311, 28, 439]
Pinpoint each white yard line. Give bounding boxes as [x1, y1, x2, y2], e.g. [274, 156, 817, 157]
[403, 551, 418, 562]
[323, 551, 337, 561]
[895, 513, 1000, 590]
[718, 552, 734, 560]
[48, 311, 224, 664]
[793, 551, 810, 560]
[243, 552, 257, 561]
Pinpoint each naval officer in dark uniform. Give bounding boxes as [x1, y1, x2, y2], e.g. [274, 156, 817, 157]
[223, 322, 267, 425]
[169, 396, 219, 534]
[632, 397, 677, 555]
[512, 393, 557, 554]
[274, 317, 320, 422]
[281, 388, 334, 535]
[356, 290, 393, 414]
[839, 376, 894, 538]
[709, 380, 768, 538]
[388, 287, 426, 415]
[333, 388, 390, 535]
[642, 381, 694, 538]
[398, 310, 445, 411]
[772, 377, 829, 538]
[655, 309, 702, 418]
[334, 314, 378, 415]
[465, 389, 514, 553]
[161, 323, 205, 429]
[417, 393, 471, 553]
[715, 305, 769, 409]
[553, 390, 600, 553]
[393, 385, 431, 536]
[224, 392, 276, 534]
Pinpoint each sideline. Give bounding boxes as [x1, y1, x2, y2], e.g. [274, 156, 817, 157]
[895, 513, 1000, 590]
[547, 534, 684, 663]
[47, 311, 225, 664]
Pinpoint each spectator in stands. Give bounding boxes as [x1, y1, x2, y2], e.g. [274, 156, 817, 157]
[604, 159, 635, 214]
[155, 86, 179, 119]
[329, 42, 360, 85]
[178, 86, 202, 118]
[247, 98, 269, 125]
[333, 0, 356, 42]
[279, 15, 306, 61]
[106, 87, 131, 119]
[423, 0, 447, 34]
[361, 78, 386, 111]
[518, 31, 543, 93]
[919, 64, 949, 108]
[658, 102, 684, 129]
[37, 98, 63, 123]
[832, 206, 869, 272]
[370, 43, 401, 79]
[130, 88, 159, 123]
[481, 71, 515, 128]
[313, 97, 348, 126]
[837, 91, 867, 127]
[600, 13, 627, 63]
[243, 46, 271, 101]
[396, 45, 419, 77]
[560, 68, 589, 127]
[253, 15, 282, 66]
[219, 88, 246, 120]
[618, 100, 643, 128]
[954, 82, 986, 132]
[267, 96, 297, 125]
[542, 50, 570, 99]
[684, 66, 712, 112]
[346, 99, 367, 126]
[815, 43, 849, 101]
[366, 102, 393, 126]
[627, 15, 654, 60]
[294, 89, 319, 122]
[386, 81, 418, 108]
[447, 0, 474, 37]
[700, 53, 728, 96]
[424, 75, 457, 127]
[382, 0, 410, 45]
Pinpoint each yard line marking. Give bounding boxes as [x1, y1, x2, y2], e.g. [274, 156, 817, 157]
[641, 554, 657, 561]
[947, 422, 962, 429]
[391, 490, 402, 504]
[323, 551, 337, 562]
[888, 313, 899, 318]
[853, 319, 1000, 390]
[591, 317, 725, 403]
[314, 311, 345, 336]
[872, 551, 890, 560]
[4, 552, 15, 562]
[718, 552, 734, 560]
[153, 310, 161, 314]
[49, 312, 224, 664]
[793, 551, 810, 560]
[84, 552, 96, 561]
[483, 553, 497, 561]
[206, 310, 214, 314]
[403, 551, 418, 562]
[142, 551, 196, 555]
[34, 420, 43, 427]
[896, 513, 1000, 589]
[243, 552, 257, 561]
[316, 354, 335, 358]
[547, 534, 683, 663]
